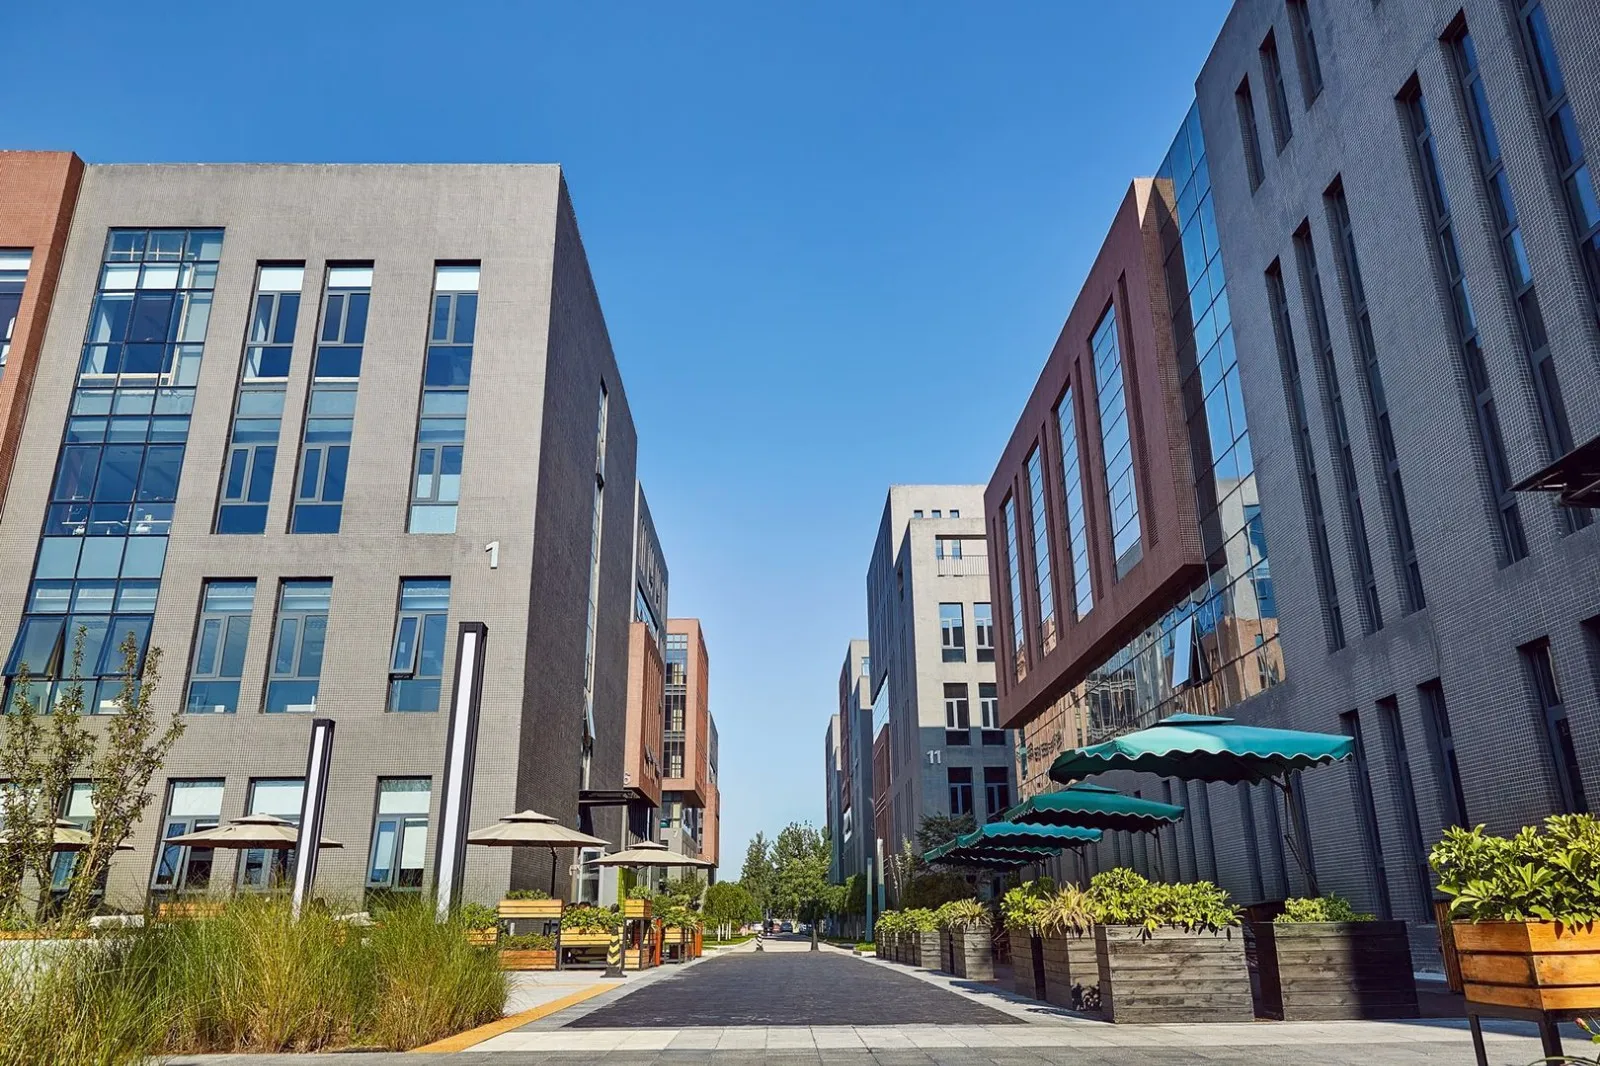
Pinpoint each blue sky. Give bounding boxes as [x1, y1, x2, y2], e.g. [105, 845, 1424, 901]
[6, 1, 1232, 875]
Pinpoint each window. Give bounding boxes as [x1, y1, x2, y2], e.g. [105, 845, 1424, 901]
[1403, 85, 1525, 563]
[1260, 31, 1293, 150]
[1092, 307, 1141, 572]
[50, 782, 97, 892]
[1327, 182, 1423, 612]
[1287, 0, 1322, 104]
[1377, 697, 1431, 917]
[265, 580, 330, 714]
[939, 603, 966, 662]
[949, 509, 959, 518]
[932, 509, 942, 518]
[978, 682, 999, 729]
[935, 536, 963, 560]
[6, 228, 219, 717]
[184, 580, 255, 714]
[984, 766, 1011, 822]
[1295, 223, 1381, 634]
[389, 579, 450, 712]
[1056, 388, 1092, 618]
[0, 250, 31, 380]
[366, 779, 431, 893]
[575, 846, 602, 904]
[973, 602, 995, 663]
[217, 265, 301, 534]
[1449, 23, 1587, 532]
[238, 778, 303, 891]
[1025, 446, 1056, 653]
[664, 739, 686, 778]
[409, 265, 478, 534]
[152, 780, 223, 894]
[1419, 680, 1469, 828]
[944, 682, 970, 734]
[1001, 496, 1026, 680]
[1236, 77, 1265, 190]
[1341, 711, 1392, 918]
[947, 767, 973, 817]
[913, 509, 923, 519]
[292, 266, 370, 534]
[1521, 640, 1588, 813]
[580, 386, 609, 784]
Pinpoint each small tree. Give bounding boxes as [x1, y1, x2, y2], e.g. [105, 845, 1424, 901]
[771, 822, 832, 947]
[703, 881, 758, 940]
[915, 812, 976, 854]
[739, 832, 775, 918]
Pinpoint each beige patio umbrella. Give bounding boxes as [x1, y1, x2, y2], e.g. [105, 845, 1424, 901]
[466, 809, 609, 895]
[0, 818, 133, 852]
[585, 839, 715, 869]
[163, 813, 343, 850]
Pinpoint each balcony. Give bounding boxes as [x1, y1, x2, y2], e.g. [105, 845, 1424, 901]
[936, 554, 988, 578]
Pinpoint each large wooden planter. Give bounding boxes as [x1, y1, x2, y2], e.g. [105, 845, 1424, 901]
[1011, 929, 1044, 998]
[465, 928, 499, 947]
[1253, 921, 1419, 1020]
[1096, 925, 1252, 1024]
[912, 930, 939, 968]
[1040, 933, 1098, 1011]
[498, 898, 562, 920]
[561, 930, 614, 947]
[1455, 921, 1600, 1010]
[949, 928, 994, 981]
[500, 948, 557, 971]
[622, 899, 652, 919]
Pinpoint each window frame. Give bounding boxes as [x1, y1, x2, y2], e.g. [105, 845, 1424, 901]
[264, 580, 331, 714]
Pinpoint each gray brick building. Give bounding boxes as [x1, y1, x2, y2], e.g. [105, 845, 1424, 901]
[1, 162, 649, 907]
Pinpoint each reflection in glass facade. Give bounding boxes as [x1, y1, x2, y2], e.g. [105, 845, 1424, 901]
[1056, 387, 1092, 619]
[1018, 104, 1283, 793]
[1092, 308, 1141, 570]
[1025, 447, 1056, 654]
[6, 228, 221, 715]
[1001, 495, 1025, 682]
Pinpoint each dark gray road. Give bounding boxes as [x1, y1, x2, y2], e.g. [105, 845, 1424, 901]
[567, 947, 1020, 1028]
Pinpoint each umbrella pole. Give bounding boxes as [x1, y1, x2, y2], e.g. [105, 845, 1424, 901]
[1273, 778, 1318, 897]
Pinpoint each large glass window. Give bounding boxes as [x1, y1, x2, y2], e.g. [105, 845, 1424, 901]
[1419, 680, 1469, 828]
[943, 682, 970, 730]
[184, 580, 256, 714]
[6, 228, 220, 716]
[1002, 496, 1025, 681]
[152, 779, 223, 894]
[939, 603, 965, 662]
[1056, 388, 1092, 618]
[1521, 640, 1588, 814]
[973, 602, 995, 663]
[1091, 307, 1141, 572]
[366, 779, 431, 894]
[580, 386, 608, 784]
[265, 580, 330, 714]
[978, 681, 999, 729]
[50, 782, 96, 893]
[238, 778, 303, 891]
[947, 767, 973, 817]
[1025, 446, 1056, 652]
[984, 766, 1011, 823]
[409, 265, 478, 534]
[388, 579, 450, 712]
[291, 266, 369, 534]
[217, 266, 301, 534]
[0, 250, 30, 381]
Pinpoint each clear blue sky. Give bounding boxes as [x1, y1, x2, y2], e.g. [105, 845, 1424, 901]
[6, 0, 1231, 876]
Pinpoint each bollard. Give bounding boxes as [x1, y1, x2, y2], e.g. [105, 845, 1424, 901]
[604, 929, 624, 979]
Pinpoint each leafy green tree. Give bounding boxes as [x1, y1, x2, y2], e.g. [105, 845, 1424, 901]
[772, 822, 832, 947]
[739, 832, 774, 917]
[915, 812, 976, 854]
[703, 881, 759, 939]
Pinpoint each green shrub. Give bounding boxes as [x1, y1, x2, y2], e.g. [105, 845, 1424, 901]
[904, 907, 939, 933]
[1431, 815, 1600, 924]
[457, 902, 499, 931]
[1087, 869, 1239, 933]
[1275, 893, 1374, 923]
[559, 905, 621, 933]
[1039, 885, 1096, 936]
[503, 889, 550, 901]
[999, 879, 1055, 933]
[365, 900, 506, 1051]
[934, 899, 991, 931]
[500, 932, 556, 950]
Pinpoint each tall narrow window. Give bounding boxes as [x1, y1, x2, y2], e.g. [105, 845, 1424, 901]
[1327, 183, 1424, 612]
[1517, 1, 1600, 315]
[292, 266, 369, 534]
[1286, 0, 1322, 104]
[366, 778, 431, 894]
[1091, 307, 1141, 572]
[184, 580, 255, 714]
[939, 603, 966, 662]
[1377, 697, 1432, 917]
[1025, 446, 1056, 652]
[1450, 24, 1587, 531]
[1295, 224, 1381, 634]
[265, 580, 330, 714]
[1236, 783, 1266, 903]
[1403, 85, 1525, 562]
[973, 602, 995, 663]
[0, 249, 31, 381]
[238, 778, 304, 891]
[1521, 640, 1588, 813]
[217, 265, 301, 534]
[1265, 261, 1344, 649]
[1001, 496, 1026, 681]
[1341, 711, 1392, 918]
[947, 767, 973, 817]
[1260, 31, 1293, 150]
[409, 265, 477, 534]
[6, 228, 220, 717]
[1236, 77, 1265, 191]
[1056, 388, 1092, 618]
[978, 681, 1001, 735]
[152, 780, 224, 895]
[984, 766, 1011, 823]
[50, 782, 97, 893]
[388, 579, 450, 712]
[944, 682, 971, 742]
[580, 386, 609, 784]
[1419, 680, 1469, 828]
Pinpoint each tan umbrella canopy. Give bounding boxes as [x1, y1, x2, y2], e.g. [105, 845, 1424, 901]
[163, 813, 343, 850]
[0, 818, 132, 853]
[586, 839, 715, 868]
[467, 809, 610, 896]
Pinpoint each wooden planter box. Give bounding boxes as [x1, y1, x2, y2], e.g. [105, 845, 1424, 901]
[1041, 933, 1098, 1011]
[1012, 930, 1044, 998]
[465, 928, 499, 947]
[949, 928, 994, 981]
[561, 930, 614, 947]
[883, 931, 898, 962]
[500, 948, 557, 970]
[1096, 925, 1253, 1024]
[660, 925, 690, 945]
[912, 930, 939, 968]
[498, 899, 562, 920]
[1253, 921, 1419, 1020]
[624, 948, 653, 969]
[1455, 921, 1600, 1011]
[622, 899, 652, 919]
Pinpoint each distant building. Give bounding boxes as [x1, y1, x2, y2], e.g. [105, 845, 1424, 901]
[662, 618, 719, 878]
[823, 713, 843, 882]
[835, 638, 875, 883]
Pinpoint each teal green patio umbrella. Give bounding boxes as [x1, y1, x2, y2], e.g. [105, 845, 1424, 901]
[924, 822, 1100, 865]
[1003, 782, 1185, 832]
[1047, 713, 1353, 895]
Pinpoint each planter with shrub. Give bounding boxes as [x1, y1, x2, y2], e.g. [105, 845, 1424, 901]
[905, 909, 941, 967]
[873, 911, 904, 963]
[458, 902, 500, 948]
[1000, 882, 1051, 999]
[498, 889, 562, 921]
[1087, 869, 1251, 1024]
[1253, 894, 1418, 1020]
[936, 900, 994, 981]
[1038, 885, 1099, 1012]
[499, 932, 557, 971]
[1432, 814, 1600, 1012]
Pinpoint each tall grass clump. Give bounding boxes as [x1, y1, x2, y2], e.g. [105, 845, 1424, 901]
[0, 938, 163, 1066]
[366, 898, 506, 1049]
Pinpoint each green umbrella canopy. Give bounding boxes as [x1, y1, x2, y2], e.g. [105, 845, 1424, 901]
[924, 821, 1101, 864]
[1003, 782, 1186, 833]
[929, 847, 1050, 870]
[1048, 713, 1353, 786]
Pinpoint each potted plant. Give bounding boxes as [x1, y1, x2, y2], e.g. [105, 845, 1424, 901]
[498, 888, 562, 921]
[1000, 881, 1053, 998]
[623, 885, 653, 920]
[1038, 884, 1098, 1011]
[905, 908, 941, 967]
[1432, 814, 1600, 1011]
[1087, 869, 1251, 1023]
[560, 904, 621, 956]
[936, 899, 994, 980]
[873, 910, 902, 961]
[500, 931, 558, 970]
[1253, 893, 1418, 1020]
[459, 902, 500, 947]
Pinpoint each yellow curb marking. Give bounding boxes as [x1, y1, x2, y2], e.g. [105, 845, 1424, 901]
[412, 982, 616, 1053]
